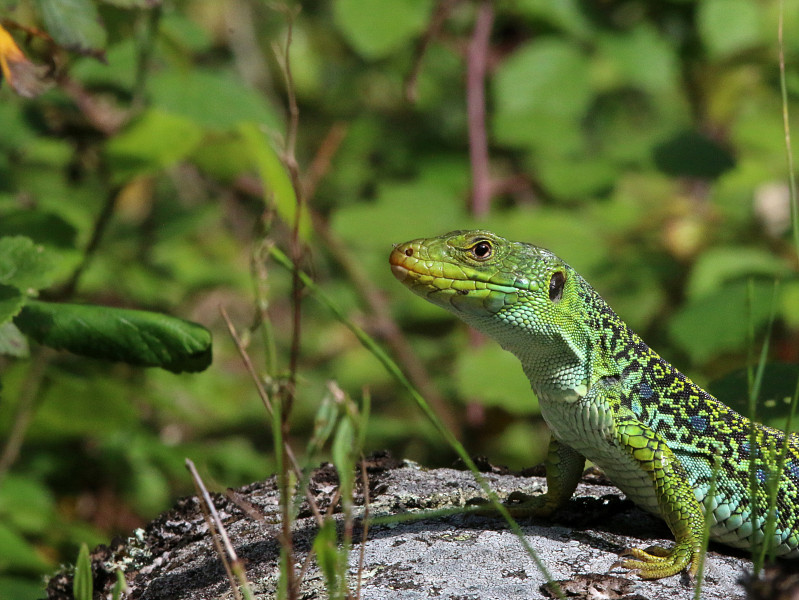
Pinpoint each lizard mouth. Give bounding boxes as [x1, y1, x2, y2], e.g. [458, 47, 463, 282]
[388, 244, 420, 283]
[389, 251, 411, 282]
[389, 244, 448, 290]
[389, 243, 521, 315]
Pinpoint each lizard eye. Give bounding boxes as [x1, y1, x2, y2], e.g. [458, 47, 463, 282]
[470, 241, 493, 260]
[549, 271, 565, 303]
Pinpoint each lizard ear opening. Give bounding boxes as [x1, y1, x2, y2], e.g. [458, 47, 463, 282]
[549, 271, 565, 303]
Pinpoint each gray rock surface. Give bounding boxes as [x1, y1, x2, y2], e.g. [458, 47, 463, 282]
[46, 455, 756, 599]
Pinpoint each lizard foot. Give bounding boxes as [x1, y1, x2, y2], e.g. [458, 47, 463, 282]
[612, 542, 698, 580]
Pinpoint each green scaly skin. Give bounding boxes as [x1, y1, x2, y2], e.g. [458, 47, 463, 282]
[389, 229, 799, 579]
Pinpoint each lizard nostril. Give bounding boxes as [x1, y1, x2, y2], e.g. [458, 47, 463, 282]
[405, 248, 413, 257]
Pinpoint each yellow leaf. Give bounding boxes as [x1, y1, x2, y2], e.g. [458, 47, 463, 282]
[0, 24, 53, 98]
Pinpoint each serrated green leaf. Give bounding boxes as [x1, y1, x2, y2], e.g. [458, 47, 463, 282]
[36, 0, 106, 53]
[0, 211, 78, 248]
[0, 236, 59, 295]
[105, 109, 203, 182]
[14, 301, 212, 373]
[0, 284, 26, 326]
[237, 122, 310, 240]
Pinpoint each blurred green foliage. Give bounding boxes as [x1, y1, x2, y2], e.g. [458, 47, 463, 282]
[1, 0, 799, 596]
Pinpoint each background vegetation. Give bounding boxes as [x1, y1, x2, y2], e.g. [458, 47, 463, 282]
[1, 0, 798, 597]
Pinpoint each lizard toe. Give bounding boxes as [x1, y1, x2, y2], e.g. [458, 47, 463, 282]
[614, 542, 697, 579]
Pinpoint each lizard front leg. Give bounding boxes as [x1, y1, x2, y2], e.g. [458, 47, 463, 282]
[613, 418, 705, 579]
[499, 438, 585, 517]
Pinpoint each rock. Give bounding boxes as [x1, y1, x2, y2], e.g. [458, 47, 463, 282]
[46, 454, 753, 599]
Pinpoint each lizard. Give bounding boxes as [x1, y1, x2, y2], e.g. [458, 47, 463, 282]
[388, 229, 799, 579]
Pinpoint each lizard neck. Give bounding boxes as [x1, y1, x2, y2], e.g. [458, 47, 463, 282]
[459, 310, 593, 402]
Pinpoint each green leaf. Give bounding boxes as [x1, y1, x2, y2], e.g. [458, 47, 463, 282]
[685, 247, 788, 299]
[332, 412, 355, 501]
[455, 343, 539, 415]
[0, 236, 59, 295]
[0, 474, 55, 535]
[0, 522, 50, 572]
[512, 0, 593, 39]
[150, 70, 279, 131]
[492, 38, 591, 151]
[331, 177, 468, 252]
[669, 280, 775, 364]
[697, 0, 763, 58]
[0, 284, 26, 326]
[333, 0, 432, 59]
[0, 211, 78, 248]
[237, 122, 310, 240]
[105, 109, 203, 181]
[0, 577, 47, 600]
[532, 153, 617, 199]
[312, 520, 341, 594]
[71, 40, 138, 90]
[14, 301, 212, 373]
[596, 25, 679, 94]
[73, 543, 92, 600]
[112, 569, 127, 600]
[31, 372, 140, 437]
[653, 130, 735, 179]
[36, 0, 106, 53]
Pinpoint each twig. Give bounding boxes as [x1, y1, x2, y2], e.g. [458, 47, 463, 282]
[404, 0, 460, 102]
[303, 122, 349, 201]
[219, 305, 325, 526]
[271, 4, 305, 425]
[466, 0, 494, 217]
[0, 348, 50, 483]
[187, 459, 255, 600]
[57, 181, 119, 298]
[274, 17, 302, 596]
[131, 6, 161, 112]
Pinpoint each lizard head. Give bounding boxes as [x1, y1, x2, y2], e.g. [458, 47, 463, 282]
[389, 230, 589, 363]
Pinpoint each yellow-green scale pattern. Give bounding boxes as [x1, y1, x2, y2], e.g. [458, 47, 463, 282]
[389, 229, 799, 579]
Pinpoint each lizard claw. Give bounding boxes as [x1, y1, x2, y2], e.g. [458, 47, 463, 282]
[613, 542, 698, 579]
